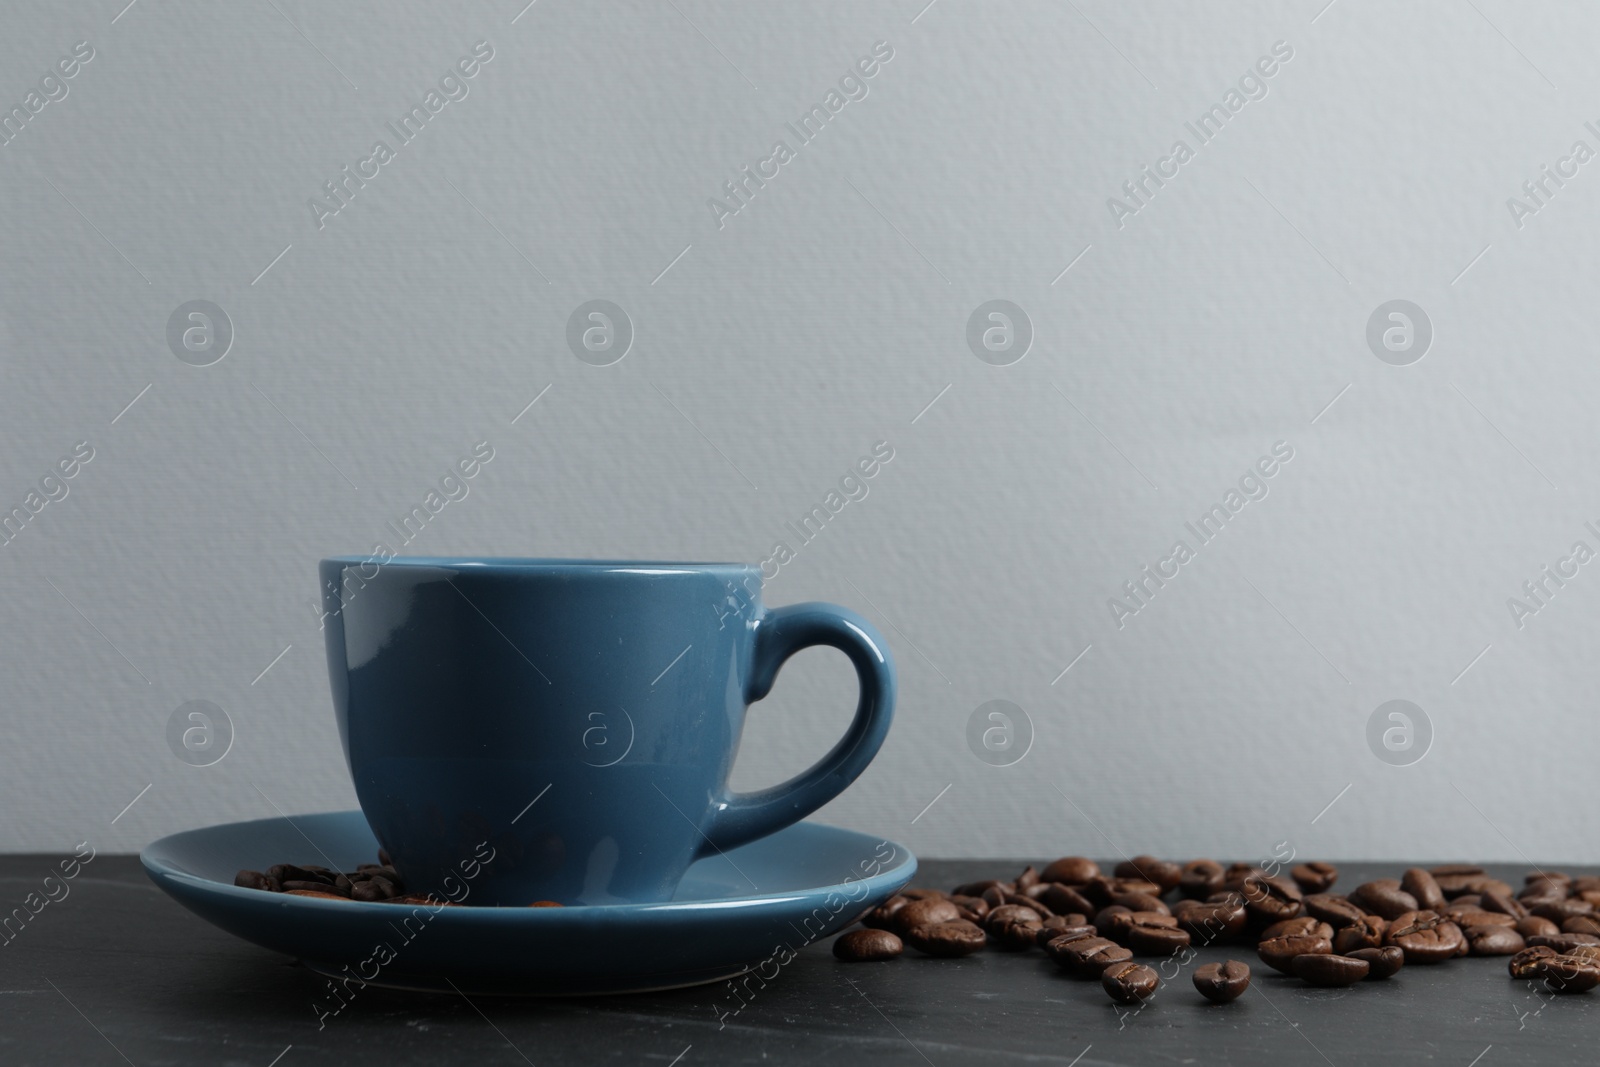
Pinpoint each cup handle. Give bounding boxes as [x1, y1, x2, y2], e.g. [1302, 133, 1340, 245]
[698, 602, 897, 857]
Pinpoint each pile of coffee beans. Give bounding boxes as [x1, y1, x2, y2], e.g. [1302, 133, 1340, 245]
[232, 850, 563, 907]
[836, 857, 1600, 1007]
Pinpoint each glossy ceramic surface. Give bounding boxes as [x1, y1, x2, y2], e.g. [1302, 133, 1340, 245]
[141, 811, 916, 996]
[319, 557, 896, 906]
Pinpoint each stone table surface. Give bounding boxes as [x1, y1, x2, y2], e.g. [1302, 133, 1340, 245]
[1, 856, 1594, 1066]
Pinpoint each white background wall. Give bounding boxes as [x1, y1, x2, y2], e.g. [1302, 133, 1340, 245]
[3, 0, 1596, 863]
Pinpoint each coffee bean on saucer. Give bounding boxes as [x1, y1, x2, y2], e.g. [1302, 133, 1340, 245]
[1193, 960, 1251, 1004]
[387, 893, 460, 906]
[834, 929, 903, 962]
[1258, 934, 1332, 974]
[1331, 914, 1387, 954]
[1290, 862, 1339, 894]
[1349, 880, 1419, 920]
[1040, 857, 1099, 885]
[351, 880, 389, 902]
[906, 919, 986, 958]
[1509, 946, 1559, 979]
[1115, 857, 1182, 895]
[1348, 946, 1405, 979]
[527, 900, 563, 908]
[894, 898, 961, 935]
[1179, 860, 1225, 899]
[1101, 961, 1159, 1005]
[1466, 926, 1525, 956]
[234, 870, 279, 892]
[285, 888, 350, 901]
[1401, 868, 1446, 911]
[283, 879, 350, 897]
[1293, 953, 1369, 987]
[1539, 954, 1600, 994]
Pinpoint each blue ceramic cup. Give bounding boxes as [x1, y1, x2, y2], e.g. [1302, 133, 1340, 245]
[319, 557, 895, 906]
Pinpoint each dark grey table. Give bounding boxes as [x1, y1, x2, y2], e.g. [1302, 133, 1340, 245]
[2, 857, 1594, 1066]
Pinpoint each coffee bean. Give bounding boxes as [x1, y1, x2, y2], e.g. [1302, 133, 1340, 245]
[1509, 945, 1559, 979]
[1465, 925, 1525, 956]
[1331, 914, 1387, 954]
[834, 929, 903, 962]
[1290, 862, 1339, 894]
[1387, 913, 1465, 964]
[1349, 880, 1419, 920]
[1041, 929, 1100, 963]
[1293, 953, 1369, 987]
[1539, 953, 1600, 994]
[864, 895, 909, 930]
[1127, 921, 1191, 956]
[1454, 910, 1515, 928]
[1528, 933, 1600, 953]
[1430, 864, 1484, 877]
[1533, 899, 1594, 923]
[1348, 946, 1405, 979]
[234, 870, 277, 892]
[1014, 866, 1040, 892]
[1517, 916, 1561, 939]
[1037, 921, 1096, 949]
[1178, 899, 1248, 943]
[1243, 874, 1303, 926]
[1566, 945, 1600, 964]
[1193, 960, 1251, 1004]
[1481, 890, 1530, 920]
[1435, 872, 1512, 899]
[1111, 891, 1170, 916]
[1040, 857, 1100, 885]
[1036, 883, 1095, 918]
[1056, 937, 1134, 979]
[1518, 880, 1568, 907]
[951, 895, 989, 923]
[951, 879, 1009, 899]
[1260, 917, 1333, 942]
[1180, 859, 1225, 899]
[1258, 934, 1333, 975]
[1401, 868, 1446, 911]
[1094, 905, 1132, 938]
[527, 900, 562, 907]
[1305, 894, 1365, 928]
[901, 887, 948, 901]
[1001, 892, 1054, 920]
[894, 898, 961, 935]
[284, 888, 349, 901]
[377, 848, 393, 867]
[905, 919, 986, 958]
[1103, 910, 1175, 945]
[1101, 961, 1159, 1005]
[1115, 856, 1182, 894]
[351, 880, 389, 902]
[994, 919, 1045, 951]
[283, 879, 350, 897]
[984, 904, 1043, 935]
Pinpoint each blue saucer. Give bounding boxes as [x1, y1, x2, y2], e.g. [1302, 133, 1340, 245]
[142, 811, 915, 996]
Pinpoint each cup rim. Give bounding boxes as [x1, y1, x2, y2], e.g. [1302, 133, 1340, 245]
[320, 556, 755, 573]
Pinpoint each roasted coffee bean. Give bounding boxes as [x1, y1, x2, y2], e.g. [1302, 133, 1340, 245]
[1260, 917, 1333, 942]
[834, 929, 903, 962]
[1243, 875, 1303, 928]
[895, 898, 961, 935]
[283, 879, 350, 897]
[1258, 934, 1333, 975]
[1387, 914, 1464, 964]
[1455, 910, 1515, 928]
[1104, 910, 1175, 944]
[1290, 862, 1339, 894]
[1566, 945, 1600, 964]
[1509, 945, 1560, 978]
[1517, 916, 1561, 939]
[234, 870, 278, 892]
[1528, 933, 1600, 953]
[1305, 894, 1365, 928]
[1178, 899, 1248, 942]
[1331, 914, 1387, 954]
[1094, 905, 1132, 938]
[1349, 880, 1419, 920]
[1111, 891, 1170, 916]
[1037, 883, 1096, 918]
[994, 920, 1045, 951]
[387, 893, 460, 906]
[1518, 880, 1568, 907]
[984, 904, 1043, 935]
[1001, 892, 1054, 920]
[1127, 921, 1191, 956]
[1435, 872, 1512, 899]
[1349, 946, 1405, 979]
[1465, 925, 1525, 956]
[1056, 937, 1134, 979]
[269, 864, 330, 885]
[1293, 953, 1369, 987]
[1539, 953, 1600, 994]
[901, 887, 948, 901]
[1533, 899, 1594, 923]
[1104, 876, 1163, 900]
[527, 900, 562, 907]
[1041, 857, 1100, 885]
[1430, 863, 1484, 878]
[1014, 866, 1040, 892]
[1481, 890, 1529, 920]
[1180, 859, 1226, 899]
[864, 895, 910, 930]
[1401, 868, 1446, 911]
[951, 895, 989, 923]
[1101, 961, 1160, 1004]
[1115, 856, 1182, 894]
[1192, 960, 1251, 1004]
[377, 848, 393, 867]
[906, 920, 986, 958]
[285, 888, 349, 901]
[952, 879, 1010, 898]
[1037, 922, 1096, 948]
[350, 880, 390, 902]
[1223, 864, 1267, 894]
[1042, 929, 1100, 962]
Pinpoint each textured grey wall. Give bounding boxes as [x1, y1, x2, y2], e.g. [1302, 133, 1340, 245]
[2, 0, 1595, 863]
